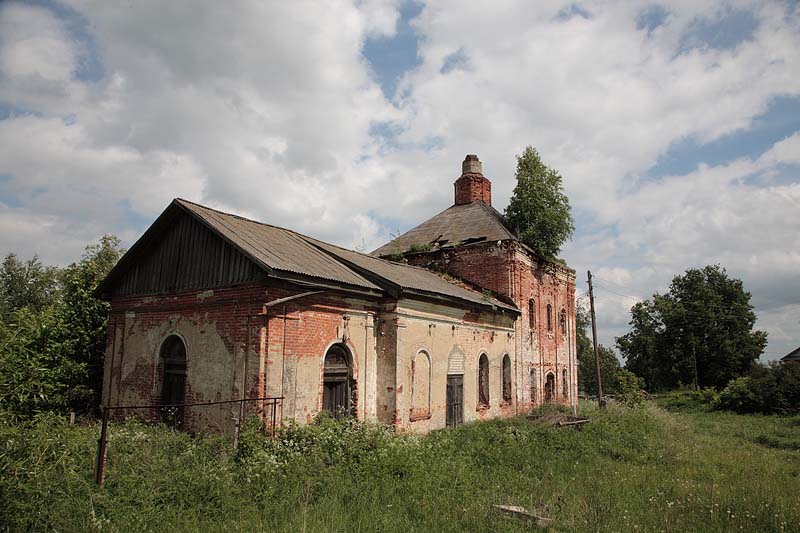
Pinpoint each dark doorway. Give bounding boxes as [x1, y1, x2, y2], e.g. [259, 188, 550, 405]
[160, 335, 187, 427]
[545, 372, 555, 404]
[446, 374, 464, 428]
[322, 344, 353, 416]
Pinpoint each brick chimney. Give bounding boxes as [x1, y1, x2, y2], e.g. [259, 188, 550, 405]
[454, 154, 491, 205]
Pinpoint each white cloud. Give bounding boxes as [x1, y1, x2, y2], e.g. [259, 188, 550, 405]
[0, 3, 77, 82]
[0, 0, 798, 359]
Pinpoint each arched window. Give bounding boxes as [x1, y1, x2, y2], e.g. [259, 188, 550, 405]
[559, 308, 567, 336]
[547, 304, 553, 331]
[502, 354, 512, 402]
[322, 344, 353, 417]
[160, 335, 187, 427]
[478, 353, 489, 407]
[562, 368, 569, 398]
[528, 298, 535, 330]
[530, 368, 537, 406]
[545, 372, 555, 403]
[411, 351, 431, 419]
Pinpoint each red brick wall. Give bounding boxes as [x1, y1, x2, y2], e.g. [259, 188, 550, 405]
[104, 282, 380, 432]
[404, 241, 577, 410]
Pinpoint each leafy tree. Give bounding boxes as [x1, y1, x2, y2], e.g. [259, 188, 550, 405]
[0, 254, 61, 320]
[576, 305, 626, 395]
[617, 265, 767, 391]
[55, 235, 123, 411]
[0, 236, 123, 417]
[504, 146, 575, 259]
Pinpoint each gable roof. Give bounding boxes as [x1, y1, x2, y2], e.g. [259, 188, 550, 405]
[782, 346, 800, 362]
[305, 237, 517, 311]
[178, 199, 380, 290]
[99, 199, 518, 314]
[371, 201, 517, 257]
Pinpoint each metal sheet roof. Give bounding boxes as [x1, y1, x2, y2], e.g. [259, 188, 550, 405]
[177, 199, 381, 290]
[371, 201, 517, 257]
[175, 199, 517, 312]
[305, 237, 518, 312]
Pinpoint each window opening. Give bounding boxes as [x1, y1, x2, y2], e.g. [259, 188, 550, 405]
[160, 335, 187, 428]
[478, 353, 490, 406]
[322, 344, 353, 417]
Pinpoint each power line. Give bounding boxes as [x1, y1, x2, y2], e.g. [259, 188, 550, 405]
[591, 283, 770, 321]
[592, 275, 795, 312]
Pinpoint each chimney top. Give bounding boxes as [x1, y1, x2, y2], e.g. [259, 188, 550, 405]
[455, 154, 491, 206]
[462, 154, 482, 175]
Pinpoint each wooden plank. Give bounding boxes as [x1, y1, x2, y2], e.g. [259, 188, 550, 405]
[492, 505, 553, 528]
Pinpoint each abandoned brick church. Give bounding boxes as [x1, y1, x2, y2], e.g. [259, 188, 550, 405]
[98, 155, 577, 433]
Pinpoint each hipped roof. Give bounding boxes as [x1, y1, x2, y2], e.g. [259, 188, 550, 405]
[371, 201, 517, 257]
[99, 199, 518, 314]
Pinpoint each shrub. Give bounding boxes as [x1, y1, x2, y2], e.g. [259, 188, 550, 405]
[715, 363, 800, 414]
[615, 370, 646, 407]
[716, 377, 762, 413]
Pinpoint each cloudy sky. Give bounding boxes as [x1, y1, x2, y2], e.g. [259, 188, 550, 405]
[1, 0, 798, 361]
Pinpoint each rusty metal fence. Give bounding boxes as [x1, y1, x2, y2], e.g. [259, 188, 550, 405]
[95, 396, 283, 485]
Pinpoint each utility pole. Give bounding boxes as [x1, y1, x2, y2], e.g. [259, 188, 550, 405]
[691, 332, 699, 391]
[587, 271, 605, 410]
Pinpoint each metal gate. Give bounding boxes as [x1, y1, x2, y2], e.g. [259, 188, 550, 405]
[446, 374, 463, 428]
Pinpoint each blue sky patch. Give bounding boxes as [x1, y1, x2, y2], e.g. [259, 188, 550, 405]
[647, 96, 800, 178]
[556, 3, 592, 21]
[0, 103, 43, 120]
[440, 48, 470, 74]
[362, 1, 423, 101]
[679, 8, 759, 52]
[636, 5, 669, 33]
[25, 0, 106, 83]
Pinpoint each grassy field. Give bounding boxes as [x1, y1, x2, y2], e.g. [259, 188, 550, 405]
[1, 401, 798, 532]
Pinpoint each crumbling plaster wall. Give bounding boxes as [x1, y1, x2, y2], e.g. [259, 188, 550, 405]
[103, 285, 266, 433]
[391, 298, 516, 433]
[262, 290, 379, 426]
[403, 241, 577, 411]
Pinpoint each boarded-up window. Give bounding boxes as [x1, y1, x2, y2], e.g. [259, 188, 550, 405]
[478, 353, 489, 406]
[323, 344, 352, 417]
[530, 368, 537, 406]
[502, 354, 512, 402]
[547, 304, 553, 331]
[411, 351, 431, 419]
[528, 298, 535, 329]
[562, 368, 569, 398]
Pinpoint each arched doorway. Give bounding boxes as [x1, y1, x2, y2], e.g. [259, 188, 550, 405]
[545, 372, 555, 404]
[160, 335, 187, 427]
[322, 344, 353, 416]
[446, 346, 465, 428]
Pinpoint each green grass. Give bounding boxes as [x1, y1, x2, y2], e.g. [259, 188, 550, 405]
[1, 403, 798, 532]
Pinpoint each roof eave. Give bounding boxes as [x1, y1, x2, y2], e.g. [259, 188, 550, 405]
[402, 287, 520, 315]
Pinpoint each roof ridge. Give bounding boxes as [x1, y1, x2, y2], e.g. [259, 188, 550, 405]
[177, 198, 472, 282]
[175, 198, 518, 309]
[177, 197, 350, 247]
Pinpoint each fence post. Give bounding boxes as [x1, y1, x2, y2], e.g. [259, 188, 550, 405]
[95, 408, 110, 485]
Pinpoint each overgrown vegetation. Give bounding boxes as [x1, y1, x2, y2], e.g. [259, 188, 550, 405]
[575, 305, 638, 398]
[504, 146, 574, 259]
[0, 236, 123, 419]
[2, 403, 798, 532]
[617, 265, 767, 391]
[661, 363, 800, 415]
